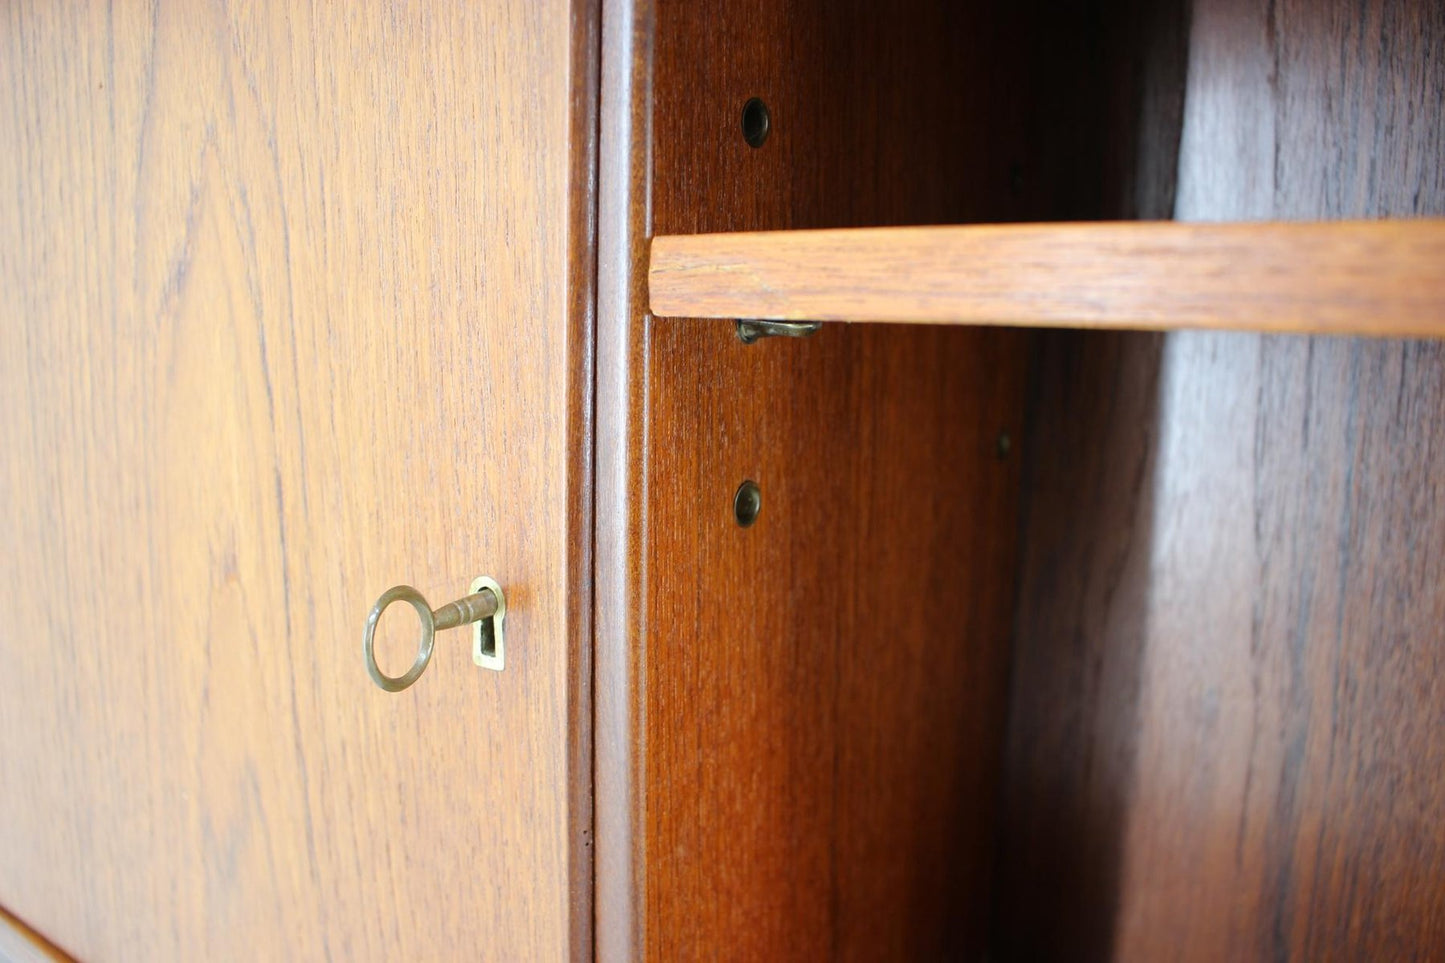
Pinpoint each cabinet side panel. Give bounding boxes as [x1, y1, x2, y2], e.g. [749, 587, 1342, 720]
[999, 0, 1445, 959]
[640, 2, 1037, 958]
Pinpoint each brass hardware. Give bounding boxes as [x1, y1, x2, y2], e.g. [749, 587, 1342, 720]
[469, 575, 506, 671]
[735, 319, 821, 344]
[363, 578, 507, 692]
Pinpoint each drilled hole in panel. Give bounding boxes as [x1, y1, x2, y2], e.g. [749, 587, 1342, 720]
[741, 97, 771, 148]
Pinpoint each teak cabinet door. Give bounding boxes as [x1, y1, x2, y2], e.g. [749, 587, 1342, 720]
[0, 2, 593, 960]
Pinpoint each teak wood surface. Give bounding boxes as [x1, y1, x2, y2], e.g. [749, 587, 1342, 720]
[649, 221, 1445, 337]
[997, 0, 1445, 959]
[0, 1, 596, 959]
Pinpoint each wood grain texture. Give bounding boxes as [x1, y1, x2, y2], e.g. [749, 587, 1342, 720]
[642, 325, 1028, 962]
[595, 0, 1048, 958]
[593, 0, 652, 957]
[0, 908, 71, 963]
[649, 221, 1445, 336]
[0, 1, 595, 959]
[997, 0, 1445, 959]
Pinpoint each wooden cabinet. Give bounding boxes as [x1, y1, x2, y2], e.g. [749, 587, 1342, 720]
[3, 0, 1442, 960]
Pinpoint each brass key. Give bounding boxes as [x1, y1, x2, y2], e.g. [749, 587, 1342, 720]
[362, 576, 506, 692]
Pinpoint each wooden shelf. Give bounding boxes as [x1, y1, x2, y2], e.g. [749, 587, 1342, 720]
[649, 221, 1445, 337]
